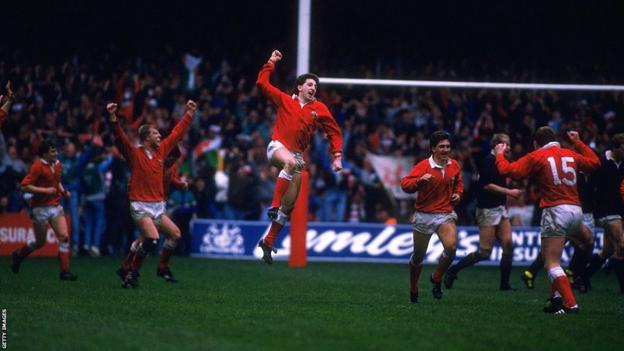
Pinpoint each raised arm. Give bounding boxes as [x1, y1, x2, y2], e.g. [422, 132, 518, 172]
[160, 100, 196, 156]
[495, 143, 535, 180]
[107, 103, 134, 161]
[568, 131, 600, 173]
[256, 50, 286, 105]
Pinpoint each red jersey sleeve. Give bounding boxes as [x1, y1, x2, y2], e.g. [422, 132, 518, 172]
[0, 109, 6, 124]
[111, 121, 134, 162]
[401, 162, 427, 193]
[21, 162, 41, 187]
[572, 140, 600, 173]
[453, 165, 464, 196]
[256, 62, 286, 106]
[316, 104, 343, 155]
[161, 112, 193, 156]
[496, 152, 536, 180]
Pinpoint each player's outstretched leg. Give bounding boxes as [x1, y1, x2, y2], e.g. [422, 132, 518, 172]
[444, 252, 482, 289]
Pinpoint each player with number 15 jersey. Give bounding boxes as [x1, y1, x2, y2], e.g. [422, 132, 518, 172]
[496, 132, 599, 208]
[495, 127, 600, 314]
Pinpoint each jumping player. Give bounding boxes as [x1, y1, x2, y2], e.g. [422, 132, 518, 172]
[256, 49, 343, 264]
[116, 146, 187, 283]
[107, 100, 196, 288]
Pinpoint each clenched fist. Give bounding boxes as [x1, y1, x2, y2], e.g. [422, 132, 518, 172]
[268, 50, 283, 64]
[106, 103, 118, 122]
[186, 100, 197, 114]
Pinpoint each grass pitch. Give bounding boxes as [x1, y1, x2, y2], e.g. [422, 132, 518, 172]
[1, 256, 622, 351]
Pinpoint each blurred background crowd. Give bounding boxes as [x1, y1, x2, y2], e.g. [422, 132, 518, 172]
[1, 1, 623, 256]
[1, 50, 624, 257]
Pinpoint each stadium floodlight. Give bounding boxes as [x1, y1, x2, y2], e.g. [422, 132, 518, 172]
[318, 77, 624, 91]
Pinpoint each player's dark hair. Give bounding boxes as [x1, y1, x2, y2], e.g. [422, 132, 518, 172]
[38, 138, 57, 157]
[490, 133, 510, 148]
[611, 133, 624, 149]
[138, 124, 157, 141]
[429, 131, 451, 149]
[292, 73, 319, 94]
[533, 126, 557, 147]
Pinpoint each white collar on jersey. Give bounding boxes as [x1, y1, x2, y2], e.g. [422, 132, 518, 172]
[40, 158, 59, 166]
[291, 94, 316, 107]
[139, 145, 153, 160]
[541, 141, 560, 149]
[428, 156, 451, 168]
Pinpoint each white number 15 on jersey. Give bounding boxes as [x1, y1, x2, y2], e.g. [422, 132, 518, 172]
[547, 156, 576, 186]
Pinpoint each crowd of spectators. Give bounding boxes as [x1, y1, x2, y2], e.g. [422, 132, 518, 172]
[1, 51, 623, 256]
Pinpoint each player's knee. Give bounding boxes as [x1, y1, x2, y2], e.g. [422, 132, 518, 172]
[283, 159, 297, 173]
[163, 238, 178, 250]
[140, 238, 159, 255]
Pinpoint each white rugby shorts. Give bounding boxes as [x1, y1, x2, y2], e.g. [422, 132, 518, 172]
[540, 204, 583, 238]
[31, 205, 64, 225]
[130, 201, 166, 225]
[476, 205, 509, 227]
[411, 211, 458, 235]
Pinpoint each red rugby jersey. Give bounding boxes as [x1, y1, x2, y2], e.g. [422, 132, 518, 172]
[496, 140, 600, 208]
[401, 156, 464, 213]
[112, 112, 192, 202]
[0, 110, 6, 124]
[256, 62, 342, 155]
[20, 159, 63, 207]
